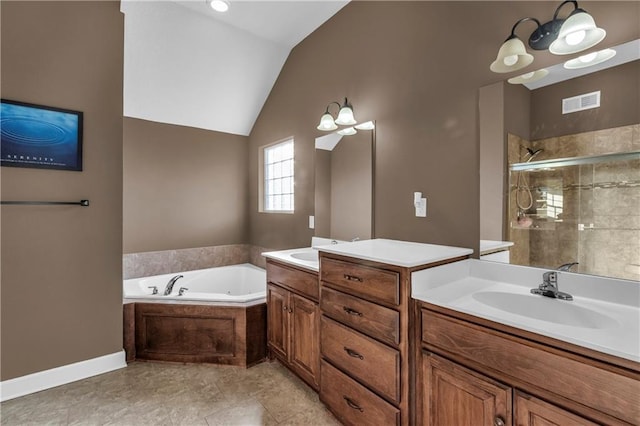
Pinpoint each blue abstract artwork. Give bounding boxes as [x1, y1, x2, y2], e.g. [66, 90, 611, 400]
[1, 99, 83, 171]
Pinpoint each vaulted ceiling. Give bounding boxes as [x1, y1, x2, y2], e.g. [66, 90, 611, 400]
[121, 0, 349, 136]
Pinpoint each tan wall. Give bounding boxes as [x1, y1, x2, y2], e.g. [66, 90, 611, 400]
[1, 1, 124, 380]
[531, 60, 640, 140]
[123, 118, 249, 253]
[248, 1, 640, 253]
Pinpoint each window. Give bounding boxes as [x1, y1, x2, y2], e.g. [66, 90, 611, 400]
[261, 138, 294, 213]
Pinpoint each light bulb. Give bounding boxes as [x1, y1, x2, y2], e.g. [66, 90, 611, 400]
[565, 30, 586, 46]
[503, 55, 518, 66]
[579, 52, 598, 63]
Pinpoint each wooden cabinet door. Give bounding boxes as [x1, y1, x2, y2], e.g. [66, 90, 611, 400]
[290, 293, 320, 388]
[267, 284, 289, 360]
[515, 391, 599, 426]
[422, 351, 511, 426]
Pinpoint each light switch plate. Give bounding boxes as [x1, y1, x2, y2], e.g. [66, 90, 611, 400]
[415, 198, 427, 217]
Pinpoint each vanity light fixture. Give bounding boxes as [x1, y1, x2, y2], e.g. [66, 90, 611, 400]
[209, 0, 229, 12]
[316, 97, 357, 131]
[508, 68, 549, 85]
[564, 48, 616, 69]
[491, 0, 606, 73]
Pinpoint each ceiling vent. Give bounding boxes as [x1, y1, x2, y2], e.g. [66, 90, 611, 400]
[562, 91, 601, 114]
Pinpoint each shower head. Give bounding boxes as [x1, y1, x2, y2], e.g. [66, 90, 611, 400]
[525, 148, 543, 162]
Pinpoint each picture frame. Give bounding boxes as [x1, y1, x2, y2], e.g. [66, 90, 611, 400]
[1, 99, 83, 171]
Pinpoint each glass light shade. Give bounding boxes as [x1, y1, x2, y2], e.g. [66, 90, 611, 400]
[337, 127, 357, 136]
[317, 113, 338, 131]
[549, 10, 606, 55]
[507, 68, 549, 84]
[490, 37, 534, 73]
[354, 121, 375, 130]
[335, 105, 356, 126]
[563, 48, 616, 69]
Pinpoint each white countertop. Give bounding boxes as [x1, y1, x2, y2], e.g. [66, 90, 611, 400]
[316, 238, 473, 268]
[412, 259, 640, 363]
[480, 239, 514, 255]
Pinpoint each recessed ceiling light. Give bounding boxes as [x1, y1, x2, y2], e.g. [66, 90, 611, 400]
[210, 0, 229, 13]
[564, 48, 616, 69]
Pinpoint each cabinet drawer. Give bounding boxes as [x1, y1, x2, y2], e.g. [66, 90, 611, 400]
[321, 316, 400, 403]
[321, 257, 399, 305]
[267, 260, 318, 301]
[321, 286, 400, 346]
[422, 309, 640, 425]
[320, 360, 400, 426]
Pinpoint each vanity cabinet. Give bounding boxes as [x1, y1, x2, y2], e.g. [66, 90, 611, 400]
[266, 260, 320, 390]
[417, 303, 640, 426]
[319, 252, 467, 426]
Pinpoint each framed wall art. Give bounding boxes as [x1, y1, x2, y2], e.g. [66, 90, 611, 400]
[1, 99, 83, 171]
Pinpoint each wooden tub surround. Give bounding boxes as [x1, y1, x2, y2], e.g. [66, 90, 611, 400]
[123, 302, 266, 367]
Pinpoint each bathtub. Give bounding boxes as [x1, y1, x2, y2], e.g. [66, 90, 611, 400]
[123, 263, 266, 304]
[123, 263, 267, 367]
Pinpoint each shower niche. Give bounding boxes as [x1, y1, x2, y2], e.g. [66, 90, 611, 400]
[507, 127, 640, 282]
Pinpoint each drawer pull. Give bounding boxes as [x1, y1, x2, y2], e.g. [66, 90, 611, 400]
[343, 306, 363, 317]
[343, 396, 364, 412]
[343, 274, 363, 283]
[344, 347, 364, 360]
[494, 417, 505, 426]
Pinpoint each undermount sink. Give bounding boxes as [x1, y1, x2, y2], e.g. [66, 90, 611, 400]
[472, 291, 619, 329]
[290, 250, 319, 262]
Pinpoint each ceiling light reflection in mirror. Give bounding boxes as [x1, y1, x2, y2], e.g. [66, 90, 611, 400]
[509, 39, 639, 90]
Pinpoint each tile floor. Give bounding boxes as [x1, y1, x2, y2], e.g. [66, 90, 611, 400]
[0, 361, 341, 426]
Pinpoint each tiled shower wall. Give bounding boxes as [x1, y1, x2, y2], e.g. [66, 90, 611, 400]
[123, 244, 274, 279]
[508, 124, 640, 281]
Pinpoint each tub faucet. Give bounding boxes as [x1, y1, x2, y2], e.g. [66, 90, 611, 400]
[164, 275, 183, 296]
[530, 271, 573, 301]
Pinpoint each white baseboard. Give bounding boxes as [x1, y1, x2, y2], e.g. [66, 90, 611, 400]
[0, 350, 127, 402]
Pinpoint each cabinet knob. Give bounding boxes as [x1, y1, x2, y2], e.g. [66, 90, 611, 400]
[283, 305, 288, 311]
[494, 416, 505, 426]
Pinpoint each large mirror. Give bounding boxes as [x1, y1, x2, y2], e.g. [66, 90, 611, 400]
[480, 40, 640, 281]
[314, 124, 375, 241]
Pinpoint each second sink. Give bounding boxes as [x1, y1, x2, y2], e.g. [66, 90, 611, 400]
[472, 291, 619, 329]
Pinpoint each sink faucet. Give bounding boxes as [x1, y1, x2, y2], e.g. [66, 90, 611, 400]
[531, 271, 573, 301]
[164, 274, 183, 296]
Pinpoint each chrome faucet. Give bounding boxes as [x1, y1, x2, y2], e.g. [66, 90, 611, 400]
[531, 271, 573, 301]
[557, 262, 579, 271]
[164, 274, 183, 296]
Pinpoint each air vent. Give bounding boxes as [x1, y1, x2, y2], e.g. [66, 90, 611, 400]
[562, 91, 601, 114]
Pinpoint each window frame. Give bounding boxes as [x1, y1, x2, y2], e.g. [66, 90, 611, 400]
[259, 137, 295, 214]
